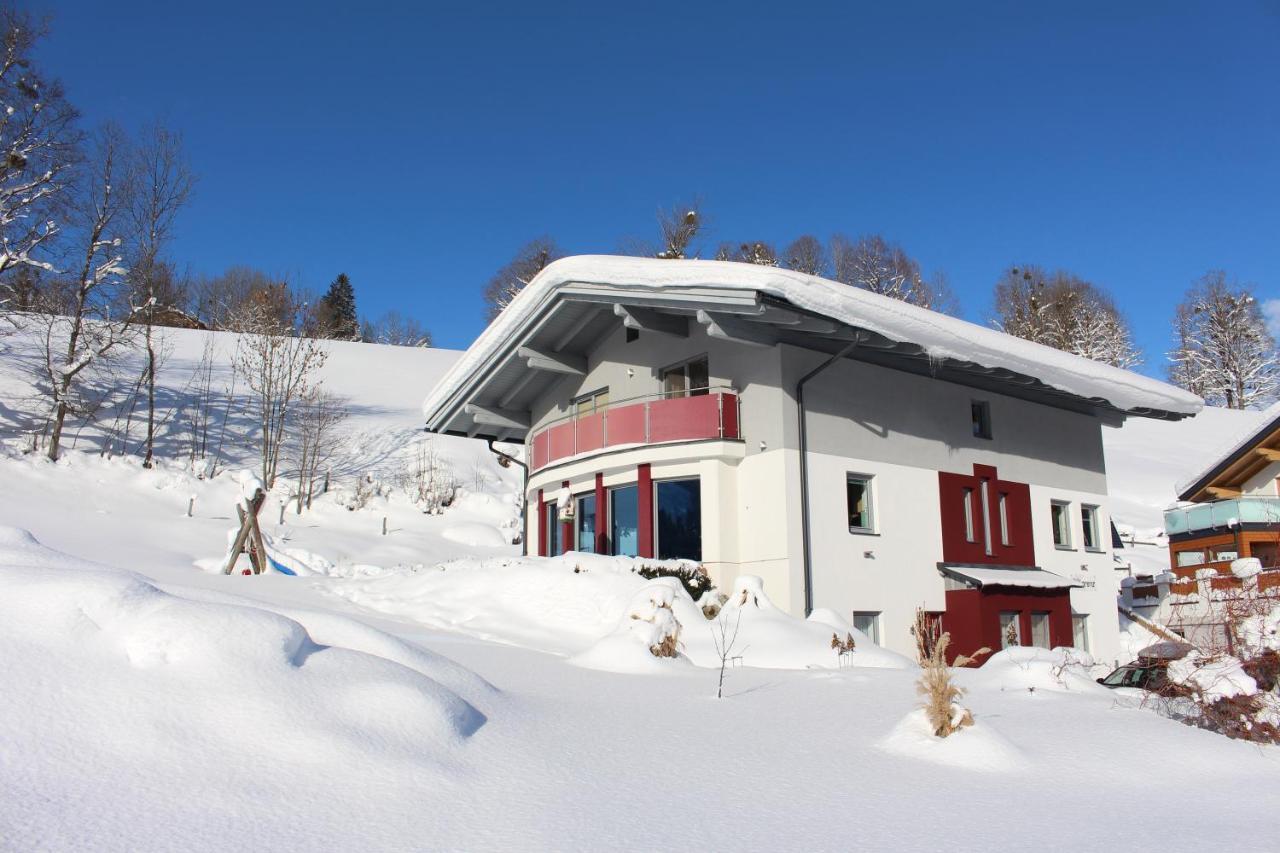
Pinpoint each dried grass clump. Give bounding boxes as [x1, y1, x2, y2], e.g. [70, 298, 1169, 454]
[912, 608, 989, 738]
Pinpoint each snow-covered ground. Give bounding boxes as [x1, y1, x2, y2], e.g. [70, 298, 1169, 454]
[2, 323, 1278, 851]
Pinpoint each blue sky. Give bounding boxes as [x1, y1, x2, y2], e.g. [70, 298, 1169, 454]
[32, 1, 1280, 372]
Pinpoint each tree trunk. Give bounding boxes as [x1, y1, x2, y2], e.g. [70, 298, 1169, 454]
[142, 319, 156, 467]
[47, 398, 68, 461]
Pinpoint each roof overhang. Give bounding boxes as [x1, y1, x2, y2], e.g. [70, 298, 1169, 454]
[1177, 405, 1280, 502]
[939, 564, 1081, 590]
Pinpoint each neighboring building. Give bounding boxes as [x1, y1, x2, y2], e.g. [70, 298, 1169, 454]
[423, 256, 1201, 664]
[1123, 405, 1280, 649]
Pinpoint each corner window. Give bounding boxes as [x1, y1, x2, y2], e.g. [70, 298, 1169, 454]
[661, 355, 709, 398]
[971, 400, 992, 439]
[853, 611, 881, 644]
[962, 487, 976, 542]
[573, 388, 609, 418]
[847, 474, 874, 533]
[1081, 505, 1101, 551]
[1051, 501, 1072, 549]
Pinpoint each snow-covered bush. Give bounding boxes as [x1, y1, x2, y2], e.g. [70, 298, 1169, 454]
[913, 608, 989, 738]
[632, 560, 712, 600]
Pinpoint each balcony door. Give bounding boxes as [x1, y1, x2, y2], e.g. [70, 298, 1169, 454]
[661, 356, 709, 398]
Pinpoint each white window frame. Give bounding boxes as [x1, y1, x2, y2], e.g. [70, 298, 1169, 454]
[962, 487, 976, 542]
[1081, 504, 1102, 552]
[998, 491, 1010, 546]
[1072, 614, 1090, 652]
[1051, 500, 1073, 550]
[846, 473, 876, 534]
[852, 611, 881, 644]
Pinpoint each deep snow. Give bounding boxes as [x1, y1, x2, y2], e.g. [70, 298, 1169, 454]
[2, 323, 1278, 851]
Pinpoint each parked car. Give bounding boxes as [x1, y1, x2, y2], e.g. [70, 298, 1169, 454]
[1096, 641, 1194, 692]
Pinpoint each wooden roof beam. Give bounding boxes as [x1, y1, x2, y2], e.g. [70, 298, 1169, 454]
[464, 404, 531, 431]
[1255, 447, 1280, 462]
[613, 303, 688, 337]
[696, 310, 777, 348]
[517, 346, 586, 375]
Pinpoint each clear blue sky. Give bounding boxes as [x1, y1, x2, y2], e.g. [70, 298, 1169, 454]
[32, 1, 1280, 372]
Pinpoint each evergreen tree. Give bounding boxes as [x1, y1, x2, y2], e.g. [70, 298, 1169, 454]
[318, 273, 358, 340]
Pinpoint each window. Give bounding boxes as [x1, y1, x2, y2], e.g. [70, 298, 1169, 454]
[1051, 501, 1072, 549]
[847, 475, 875, 533]
[971, 400, 992, 439]
[1072, 614, 1090, 652]
[1176, 550, 1206, 567]
[1081, 505, 1101, 551]
[998, 492, 1010, 546]
[625, 327, 639, 343]
[656, 478, 701, 561]
[576, 494, 596, 554]
[980, 482, 993, 556]
[962, 487, 976, 542]
[545, 502, 562, 556]
[853, 611, 881, 644]
[610, 486, 638, 557]
[1030, 612, 1051, 649]
[999, 611, 1022, 648]
[661, 355, 710, 398]
[574, 388, 609, 418]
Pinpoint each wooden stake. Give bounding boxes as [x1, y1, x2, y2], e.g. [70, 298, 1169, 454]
[382, 516, 388, 536]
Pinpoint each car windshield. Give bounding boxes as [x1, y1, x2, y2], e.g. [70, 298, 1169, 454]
[1101, 667, 1136, 686]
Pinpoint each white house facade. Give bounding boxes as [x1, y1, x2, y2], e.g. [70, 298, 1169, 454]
[423, 256, 1201, 664]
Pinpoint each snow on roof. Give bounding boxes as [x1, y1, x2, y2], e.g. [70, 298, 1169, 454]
[941, 565, 1080, 590]
[1174, 400, 1280, 499]
[423, 255, 1203, 423]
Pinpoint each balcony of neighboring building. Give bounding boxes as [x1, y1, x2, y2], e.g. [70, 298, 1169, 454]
[528, 387, 741, 473]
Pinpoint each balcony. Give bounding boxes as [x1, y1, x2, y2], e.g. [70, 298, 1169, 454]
[529, 388, 740, 472]
[1164, 497, 1280, 536]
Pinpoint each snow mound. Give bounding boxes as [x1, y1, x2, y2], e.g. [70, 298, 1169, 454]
[965, 647, 1107, 694]
[680, 576, 913, 670]
[570, 580, 693, 674]
[877, 709, 1028, 773]
[0, 527, 488, 815]
[1167, 651, 1258, 701]
[442, 521, 511, 548]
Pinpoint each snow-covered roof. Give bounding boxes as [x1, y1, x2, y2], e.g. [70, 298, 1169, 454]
[1176, 400, 1280, 500]
[940, 565, 1080, 590]
[423, 256, 1202, 433]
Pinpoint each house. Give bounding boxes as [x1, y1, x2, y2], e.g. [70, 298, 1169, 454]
[423, 256, 1201, 664]
[1123, 404, 1280, 650]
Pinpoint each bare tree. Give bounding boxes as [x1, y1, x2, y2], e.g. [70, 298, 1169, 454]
[0, 9, 80, 316]
[289, 388, 348, 512]
[1168, 271, 1278, 409]
[38, 125, 139, 461]
[711, 608, 744, 699]
[783, 235, 826, 275]
[829, 234, 920, 300]
[363, 309, 432, 346]
[232, 298, 328, 488]
[127, 123, 194, 467]
[482, 237, 560, 320]
[731, 240, 777, 266]
[191, 266, 289, 330]
[656, 199, 703, 259]
[993, 265, 1140, 369]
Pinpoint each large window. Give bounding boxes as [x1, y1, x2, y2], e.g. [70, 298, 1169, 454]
[577, 494, 597, 554]
[847, 475, 874, 533]
[656, 478, 701, 561]
[1030, 612, 1051, 649]
[610, 486, 638, 557]
[853, 611, 881, 644]
[998, 492, 1011, 546]
[661, 355, 709, 398]
[545, 502, 562, 556]
[1081, 505, 1101, 551]
[1051, 501, 1072, 549]
[962, 487, 976, 542]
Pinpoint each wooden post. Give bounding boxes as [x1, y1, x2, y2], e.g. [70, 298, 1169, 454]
[247, 497, 268, 574]
[187, 495, 195, 518]
[382, 516, 388, 536]
[221, 487, 268, 575]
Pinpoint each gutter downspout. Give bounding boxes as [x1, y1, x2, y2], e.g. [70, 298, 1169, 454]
[487, 438, 530, 556]
[798, 337, 861, 616]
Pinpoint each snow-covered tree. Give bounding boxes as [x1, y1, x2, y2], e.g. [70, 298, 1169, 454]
[829, 233, 956, 312]
[993, 266, 1140, 369]
[482, 237, 560, 320]
[0, 9, 80, 316]
[1168, 272, 1278, 409]
[735, 240, 778, 266]
[37, 125, 139, 461]
[656, 200, 702, 259]
[315, 273, 358, 340]
[362, 309, 431, 347]
[783, 235, 826, 275]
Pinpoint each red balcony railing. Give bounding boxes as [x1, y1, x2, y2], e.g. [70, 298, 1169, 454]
[529, 388, 741, 471]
